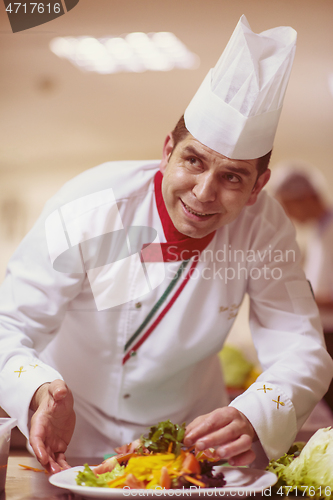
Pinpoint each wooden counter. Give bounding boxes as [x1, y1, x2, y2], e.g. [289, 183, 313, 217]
[2, 450, 89, 500]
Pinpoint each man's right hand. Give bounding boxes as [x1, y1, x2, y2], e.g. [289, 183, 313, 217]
[29, 379, 76, 474]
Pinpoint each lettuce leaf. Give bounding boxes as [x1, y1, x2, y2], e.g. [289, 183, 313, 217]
[76, 463, 125, 488]
[267, 428, 333, 499]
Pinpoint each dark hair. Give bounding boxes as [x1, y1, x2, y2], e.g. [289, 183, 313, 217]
[171, 115, 272, 176]
[256, 150, 272, 176]
[171, 115, 189, 148]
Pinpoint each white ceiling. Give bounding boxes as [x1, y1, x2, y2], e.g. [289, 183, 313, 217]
[1, 0, 333, 190]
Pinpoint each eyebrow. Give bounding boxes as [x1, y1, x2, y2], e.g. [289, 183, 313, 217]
[224, 166, 252, 177]
[183, 145, 209, 162]
[182, 145, 252, 177]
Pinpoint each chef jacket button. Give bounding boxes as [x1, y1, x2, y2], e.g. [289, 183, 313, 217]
[123, 394, 131, 399]
[135, 302, 142, 309]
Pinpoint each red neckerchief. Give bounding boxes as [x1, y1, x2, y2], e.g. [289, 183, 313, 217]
[141, 170, 215, 262]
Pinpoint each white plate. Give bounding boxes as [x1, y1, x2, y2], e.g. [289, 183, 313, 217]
[49, 465, 277, 498]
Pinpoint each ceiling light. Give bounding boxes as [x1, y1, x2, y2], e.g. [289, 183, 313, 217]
[50, 32, 199, 74]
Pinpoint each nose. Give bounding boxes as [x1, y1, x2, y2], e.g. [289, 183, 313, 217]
[192, 172, 217, 203]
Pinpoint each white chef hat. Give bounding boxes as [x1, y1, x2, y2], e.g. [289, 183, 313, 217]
[184, 15, 297, 160]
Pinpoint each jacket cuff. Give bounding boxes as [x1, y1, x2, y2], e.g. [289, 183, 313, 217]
[0, 354, 63, 438]
[229, 381, 297, 460]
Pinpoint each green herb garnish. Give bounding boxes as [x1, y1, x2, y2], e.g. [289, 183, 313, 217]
[140, 419, 186, 456]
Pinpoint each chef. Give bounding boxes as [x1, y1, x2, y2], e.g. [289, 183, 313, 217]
[0, 16, 332, 474]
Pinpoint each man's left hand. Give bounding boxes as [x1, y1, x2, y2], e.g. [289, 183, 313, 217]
[184, 407, 256, 466]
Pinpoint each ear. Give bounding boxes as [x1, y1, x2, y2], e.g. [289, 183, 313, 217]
[159, 134, 174, 174]
[246, 169, 271, 206]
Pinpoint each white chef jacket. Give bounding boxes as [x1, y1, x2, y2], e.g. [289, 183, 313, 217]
[304, 212, 333, 332]
[0, 160, 332, 460]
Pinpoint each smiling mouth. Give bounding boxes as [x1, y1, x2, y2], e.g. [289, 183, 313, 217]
[181, 200, 216, 217]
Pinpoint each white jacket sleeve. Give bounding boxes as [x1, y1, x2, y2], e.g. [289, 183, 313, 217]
[229, 197, 333, 460]
[0, 195, 85, 438]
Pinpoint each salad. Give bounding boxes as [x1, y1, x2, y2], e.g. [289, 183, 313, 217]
[76, 420, 226, 490]
[267, 427, 333, 499]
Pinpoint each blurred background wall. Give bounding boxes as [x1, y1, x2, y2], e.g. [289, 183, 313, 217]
[0, 0, 333, 362]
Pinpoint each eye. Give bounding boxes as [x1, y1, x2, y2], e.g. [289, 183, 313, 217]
[185, 156, 202, 170]
[224, 173, 241, 183]
[187, 157, 200, 166]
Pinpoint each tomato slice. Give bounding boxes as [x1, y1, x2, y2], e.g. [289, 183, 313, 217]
[182, 453, 201, 474]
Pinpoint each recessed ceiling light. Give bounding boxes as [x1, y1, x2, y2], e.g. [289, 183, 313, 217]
[49, 32, 200, 74]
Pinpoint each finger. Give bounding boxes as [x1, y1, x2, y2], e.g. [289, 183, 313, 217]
[195, 420, 246, 451]
[45, 455, 62, 474]
[184, 409, 234, 445]
[185, 415, 206, 437]
[228, 449, 256, 467]
[49, 380, 68, 401]
[215, 433, 253, 460]
[55, 452, 71, 470]
[29, 435, 50, 466]
[32, 442, 58, 473]
[185, 411, 225, 436]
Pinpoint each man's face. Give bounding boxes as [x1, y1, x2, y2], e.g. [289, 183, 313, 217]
[159, 134, 271, 239]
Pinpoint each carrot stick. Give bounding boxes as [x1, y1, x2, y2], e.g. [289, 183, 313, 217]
[183, 475, 206, 487]
[18, 464, 48, 473]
